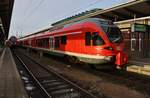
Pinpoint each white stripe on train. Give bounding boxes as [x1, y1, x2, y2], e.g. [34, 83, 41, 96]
[25, 46, 112, 59]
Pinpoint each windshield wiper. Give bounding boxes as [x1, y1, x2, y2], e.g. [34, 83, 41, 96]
[112, 36, 122, 43]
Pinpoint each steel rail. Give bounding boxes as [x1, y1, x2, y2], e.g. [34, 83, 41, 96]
[13, 50, 98, 98]
[14, 53, 52, 98]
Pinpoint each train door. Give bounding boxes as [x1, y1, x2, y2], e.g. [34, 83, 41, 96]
[49, 36, 54, 50]
[131, 32, 147, 58]
[131, 33, 141, 58]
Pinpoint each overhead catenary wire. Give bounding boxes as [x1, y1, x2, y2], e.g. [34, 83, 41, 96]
[16, 0, 128, 37]
[21, 0, 37, 21]
[39, 0, 104, 29]
[52, 0, 131, 24]
[10, 0, 43, 37]
[52, 0, 104, 23]
[20, 0, 46, 28]
[22, 0, 103, 26]
[19, 0, 104, 35]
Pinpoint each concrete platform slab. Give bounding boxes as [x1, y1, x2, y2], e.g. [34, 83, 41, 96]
[0, 48, 28, 98]
[127, 59, 150, 76]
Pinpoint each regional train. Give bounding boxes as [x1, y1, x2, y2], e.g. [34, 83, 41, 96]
[18, 18, 128, 68]
[5, 36, 17, 48]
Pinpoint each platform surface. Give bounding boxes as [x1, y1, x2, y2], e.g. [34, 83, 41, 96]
[128, 58, 150, 76]
[0, 48, 28, 98]
[0, 48, 3, 56]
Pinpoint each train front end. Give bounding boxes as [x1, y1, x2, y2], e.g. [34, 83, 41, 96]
[97, 21, 128, 68]
[104, 25, 128, 67]
[88, 18, 128, 68]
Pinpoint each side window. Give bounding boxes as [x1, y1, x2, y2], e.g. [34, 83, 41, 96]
[85, 32, 91, 46]
[36, 40, 39, 47]
[55, 37, 60, 48]
[92, 32, 105, 46]
[61, 36, 67, 45]
[46, 38, 49, 48]
[43, 38, 48, 48]
[49, 37, 55, 48]
[39, 39, 42, 47]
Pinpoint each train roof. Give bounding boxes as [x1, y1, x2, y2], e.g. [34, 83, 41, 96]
[19, 18, 111, 40]
[36, 18, 105, 38]
[64, 18, 110, 27]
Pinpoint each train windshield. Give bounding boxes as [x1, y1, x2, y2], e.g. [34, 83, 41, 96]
[101, 25, 123, 43]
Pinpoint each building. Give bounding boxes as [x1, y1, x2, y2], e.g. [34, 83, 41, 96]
[115, 16, 150, 59]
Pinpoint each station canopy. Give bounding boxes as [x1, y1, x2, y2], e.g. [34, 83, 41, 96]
[0, 0, 14, 41]
[52, 0, 150, 26]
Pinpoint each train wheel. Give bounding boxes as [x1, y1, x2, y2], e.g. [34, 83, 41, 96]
[90, 63, 116, 70]
[66, 56, 79, 64]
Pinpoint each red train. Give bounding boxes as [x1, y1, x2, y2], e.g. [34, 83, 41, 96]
[18, 18, 128, 68]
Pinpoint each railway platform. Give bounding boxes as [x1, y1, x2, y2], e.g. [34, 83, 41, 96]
[0, 48, 28, 98]
[0, 48, 3, 54]
[127, 58, 150, 76]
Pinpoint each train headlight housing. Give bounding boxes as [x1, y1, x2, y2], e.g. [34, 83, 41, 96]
[104, 46, 113, 50]
[116, 46, 121, 51]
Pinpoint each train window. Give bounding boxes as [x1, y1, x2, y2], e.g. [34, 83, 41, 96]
[49, 37, 54, 48]
[101, 25, 109, 33]
[85, 32, 91, 46]
[43, 39, 45, 47]
[40, 40, 42, 47]
[92, 32, 104, 46]
[38, 38, 49, 48]
[102, 25, 123, 43]
[38, 39, 41, 47]
[55, 37, 60, 48]
[61, 36, 67, 45]
[45, 38, 49, 48]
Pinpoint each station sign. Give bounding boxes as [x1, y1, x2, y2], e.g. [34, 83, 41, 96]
[131, 23, 149, 33]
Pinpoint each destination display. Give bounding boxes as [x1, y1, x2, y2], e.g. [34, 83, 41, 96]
[131, 23, 149, 33]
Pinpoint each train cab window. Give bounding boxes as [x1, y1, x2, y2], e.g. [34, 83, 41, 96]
[102, 25, 123, 43]
[55, 37, 60, 48]
[92, 32, 104, 46]
[85, 32, 91, 46]
[61, 36, 67, 45]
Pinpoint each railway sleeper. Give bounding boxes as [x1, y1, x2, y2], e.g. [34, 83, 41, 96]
[50, 88, 77, 96]
[38, 76, 57, 81]
[42, 82, 66, 88]
[52, 92, 80, 98]
[39, 79, 58, 84]
[46, 84, 69, 91]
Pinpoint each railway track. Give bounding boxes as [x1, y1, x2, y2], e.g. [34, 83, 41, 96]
[12, 49, 99, 98]
[75, 62, 150, 96]
[36, 49, 150, 96]
[13, 48, 150, 98]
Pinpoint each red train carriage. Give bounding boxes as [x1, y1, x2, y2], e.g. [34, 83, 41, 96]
[19, 18, 128, 68]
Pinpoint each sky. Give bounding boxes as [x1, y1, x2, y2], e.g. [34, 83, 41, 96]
[9, 0, 132, 38]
